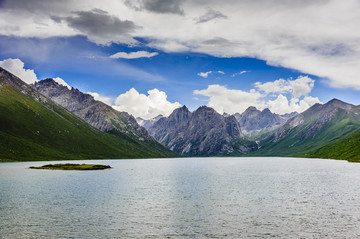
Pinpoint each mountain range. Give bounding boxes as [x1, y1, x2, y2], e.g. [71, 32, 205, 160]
[234, 106, 297, 136]
[1, 66, 359, 162]
[140, 99, 360, 162]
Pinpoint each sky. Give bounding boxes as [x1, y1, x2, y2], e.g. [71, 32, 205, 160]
[0, 0, 360, 119]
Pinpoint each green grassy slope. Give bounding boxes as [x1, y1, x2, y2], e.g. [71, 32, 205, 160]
[248, 111, 360, 158]
[0, 85, 177, 161]
[302, 128, 360, 162]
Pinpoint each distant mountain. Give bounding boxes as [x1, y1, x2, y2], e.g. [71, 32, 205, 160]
[234, 106, 296, 136]
[33, 79, 175, 156]
[136, 115, 164, 130]
[148, 106, 257, 156]
[0, 68, 176, 161]
[251, 98, 360, 157]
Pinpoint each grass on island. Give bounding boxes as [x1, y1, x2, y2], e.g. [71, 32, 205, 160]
[29, 163, 111, 170]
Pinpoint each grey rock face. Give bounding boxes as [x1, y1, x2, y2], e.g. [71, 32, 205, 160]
[148, 106, 249, 156]
[136, 115, 164, 130]
[33, 78, 153, 142]
[234, 106, 296, 136]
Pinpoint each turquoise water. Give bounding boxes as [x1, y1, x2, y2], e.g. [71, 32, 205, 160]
[1, 157, 360, 238]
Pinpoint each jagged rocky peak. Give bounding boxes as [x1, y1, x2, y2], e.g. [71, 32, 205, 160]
[33, 78, 155, 142]
[148, 105, 250, 156]
[233, 106, 288, 136]
[301, 98, 356, 123]
[193, 105, 218, 116]
[261, 108, 272, 114]
[325, 98, 354, 110]
[168, 105, 191, 122]
[245, 106, 259, 112]
[33, 78, 97, 112]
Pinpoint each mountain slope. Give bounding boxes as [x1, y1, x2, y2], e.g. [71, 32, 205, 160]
[250, 99, 360, 157]
[33, 78, 175, 157]
[148, 106, 257, 156]
[0, 68, 176, 161]
[303, 127, 360, 162]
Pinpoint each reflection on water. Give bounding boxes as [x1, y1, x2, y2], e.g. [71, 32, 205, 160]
[1, 157, 360, 238]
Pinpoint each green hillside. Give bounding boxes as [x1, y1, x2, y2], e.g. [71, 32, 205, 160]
[248, 110, 360, 158]
[0, 84, 177, 161]
[302, 128, 360, 162]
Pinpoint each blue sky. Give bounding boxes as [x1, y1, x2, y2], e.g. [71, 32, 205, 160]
[1, 0, 360, 119]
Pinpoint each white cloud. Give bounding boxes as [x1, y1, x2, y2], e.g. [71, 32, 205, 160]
[255, 76, 315, 98]
[194, 84, 265, 114]
[110, 51, 158, 59]
[231, 71, 248, 77]
[267, 95, 321, 115]
[53, 77, 71, 90]
[113, 88, 181, 119]
[0, 58, 38, 84]
[2, 1, 360, 90]
[197, 70, 224, 78]
[87, 92, 112, 105]
[197, 71, 212, 78]
[194, 76, 321, 115]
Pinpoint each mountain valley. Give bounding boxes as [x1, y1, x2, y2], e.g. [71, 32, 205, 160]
[1, 67, 359, 162]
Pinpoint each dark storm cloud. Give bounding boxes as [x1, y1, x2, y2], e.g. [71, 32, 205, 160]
[65, 9, 138, 36]
[62, 9, 139, 44]
[196, 9, 228, 24]
[125, 0, 185, 15]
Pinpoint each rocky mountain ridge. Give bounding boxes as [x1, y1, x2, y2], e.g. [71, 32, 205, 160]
[33, 79, 154, 143]
[234, 106, 297, 136]
[148, 105, 258, 156]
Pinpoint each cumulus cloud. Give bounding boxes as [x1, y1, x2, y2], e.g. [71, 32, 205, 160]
[110, 51, 158, 59]
[255, 76, 315, 98]
[64, 9, 139, 45]
[87, 92, 112, 105]
[194, 76, 321, 115]
[196, 9, 228, 24]
[0, 58, 38, 84]
[53, 77, 71, 90]
[267, 95, 321, 115]
[113, 88, 181, 119]
[194, 84, 265, 114]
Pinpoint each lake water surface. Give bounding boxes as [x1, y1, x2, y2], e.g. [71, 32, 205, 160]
[1, 157, 360, 238]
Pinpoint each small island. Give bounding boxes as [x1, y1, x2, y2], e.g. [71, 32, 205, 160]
[29, 163, 111, 170]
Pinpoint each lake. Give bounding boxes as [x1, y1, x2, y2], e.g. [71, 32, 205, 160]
[1, 157, 360, 238]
